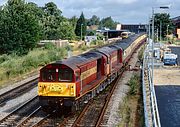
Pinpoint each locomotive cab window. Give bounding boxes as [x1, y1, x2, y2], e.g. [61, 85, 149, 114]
[58, 69, 73, 82]
[41, 69, 56, 82]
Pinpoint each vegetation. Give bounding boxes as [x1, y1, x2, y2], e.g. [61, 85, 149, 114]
[87, 15, 100, 26]
[100, 16, 118, 29]
[41, 2, 75, 40]
[138, 45, 145, 63]
[154, 13, 175, 39]
[118, 73, 144, 127]
[75, 12, 87, 40]
[0, 47, 67, 86]
[128, 74, 140, 95]
[90, 40, 104, 46]
[0, 0, 41, 55]
[0, 0, 76, 56]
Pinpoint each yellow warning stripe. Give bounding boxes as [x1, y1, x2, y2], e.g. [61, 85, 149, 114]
[81, 66, 97, 80]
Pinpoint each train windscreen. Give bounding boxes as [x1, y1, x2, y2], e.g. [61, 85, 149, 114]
[58, 69, 73, 82]
[42, 69, 56, 82]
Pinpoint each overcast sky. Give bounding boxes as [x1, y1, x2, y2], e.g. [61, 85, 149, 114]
[0, 0, 180, 24]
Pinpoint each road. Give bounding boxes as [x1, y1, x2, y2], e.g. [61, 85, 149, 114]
[154, 67, 180, 127]
[155, 85, 180, 127]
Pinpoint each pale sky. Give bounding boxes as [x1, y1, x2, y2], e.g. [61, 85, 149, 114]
[0, 0, 180, 24]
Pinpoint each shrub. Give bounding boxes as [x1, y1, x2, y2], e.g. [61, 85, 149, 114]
[0, 47, 67, 84]
[0, 54, 9, 64]
[128, 74, 140, 95]
[44, 42, 56, 50]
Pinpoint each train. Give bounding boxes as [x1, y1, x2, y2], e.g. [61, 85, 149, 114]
[121, 31, 132, 39]
[38, 33, 147, 110]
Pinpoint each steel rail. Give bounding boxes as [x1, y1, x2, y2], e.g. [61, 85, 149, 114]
[0, 96, 38, 126]
[0, 77, 38, 105]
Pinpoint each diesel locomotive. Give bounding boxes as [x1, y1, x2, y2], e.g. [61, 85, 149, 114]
[38, 33, 147, 109]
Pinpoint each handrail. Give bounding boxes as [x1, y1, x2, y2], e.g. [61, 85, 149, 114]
[142, 42, 161, 127]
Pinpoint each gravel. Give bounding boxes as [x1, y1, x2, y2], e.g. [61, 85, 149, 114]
[0, 74, 38, 120]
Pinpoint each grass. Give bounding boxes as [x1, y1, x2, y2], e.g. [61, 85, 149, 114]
[138, 45, 145, 63]
[118, 72, 144, 127]
[128, 74, 140, 95]
[0, 46, 67, 87]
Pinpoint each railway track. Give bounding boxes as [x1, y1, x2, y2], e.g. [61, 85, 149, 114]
[56, 71, 124, 127]
[0, 77, 38, 106]
[0, 96, 40, 127]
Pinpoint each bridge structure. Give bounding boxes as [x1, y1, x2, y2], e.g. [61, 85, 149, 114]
[142, 39, 180, 127]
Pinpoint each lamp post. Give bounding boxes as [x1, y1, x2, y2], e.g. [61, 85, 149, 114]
[166, 24, 169, 41]
[157, 28, 159, 42]
[152, 5, 169, 72]
[160, 21, 162, 42]
[81, 24, 83, 41]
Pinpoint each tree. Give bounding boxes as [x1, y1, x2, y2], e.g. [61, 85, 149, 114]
[0, 0, 41, 55]
[69, 16, 78, 30]
[75, 12, 87, 39]
[41, 2, 75, 40]
[101, 16, 118, 29]
[41, 2, 62, 40]
[58, 19, 76, 40]
[154, 13, 175, 38]
[87, 15, 100, 26]
[26, 2, 44, 40]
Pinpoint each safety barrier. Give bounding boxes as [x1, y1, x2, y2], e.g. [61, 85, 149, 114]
[142, 42, 161, 127]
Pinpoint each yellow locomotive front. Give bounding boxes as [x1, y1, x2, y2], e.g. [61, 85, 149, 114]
[38, 63, 77, 107]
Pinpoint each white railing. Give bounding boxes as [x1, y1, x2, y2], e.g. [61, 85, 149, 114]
[142, 43, 161, 127]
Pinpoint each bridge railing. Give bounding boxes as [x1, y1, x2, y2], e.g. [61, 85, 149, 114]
[142, 42, 161, 127]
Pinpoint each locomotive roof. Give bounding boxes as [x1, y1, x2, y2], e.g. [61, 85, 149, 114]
[96, 46, 116, 56]
[55, 51, 103, 70]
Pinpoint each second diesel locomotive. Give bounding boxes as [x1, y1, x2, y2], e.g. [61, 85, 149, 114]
[38, 33, 147, 109]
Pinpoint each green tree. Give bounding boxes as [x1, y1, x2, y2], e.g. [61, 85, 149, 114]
[154, 13, 174, 38]
[0, 0, 41, 55]
[58, 19, 76, 40]
[26, 2, 44, 39]
[42, 2, 62, 40]
[69, 16, 78, 30]
[41, 2, 75, 40]
[75, 12, 87, 39]
[101, 16, 118, 29]
[87, 15, 100, 26]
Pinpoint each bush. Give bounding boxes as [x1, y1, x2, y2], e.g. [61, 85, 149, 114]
[138, 46, 145, 62]
[80, 44, 88, 51]
[128, 74, 140, 95]
[0, 47, 67, 84]
[44, 42, 56, 50]
[0, 54, 10, 64]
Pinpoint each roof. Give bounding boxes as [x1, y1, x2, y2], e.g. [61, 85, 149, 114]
[55, 51, 103, 70]
[114, 33, 142, 50]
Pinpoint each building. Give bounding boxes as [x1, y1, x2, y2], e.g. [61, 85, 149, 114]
[121, 24, 147, 34]
[172, 16, 180, 39]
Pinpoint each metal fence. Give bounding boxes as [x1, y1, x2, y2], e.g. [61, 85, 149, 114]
[142, 42, 161, 127]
